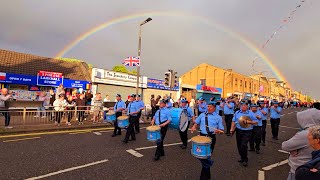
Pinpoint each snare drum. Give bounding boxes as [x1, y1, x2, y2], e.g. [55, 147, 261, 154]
[117, 116, 129, 128]
[106, 112, 116, 122]
[146, 126, 161, 142]
[169, 108, 189, 131]
[191, 136, 212, 159]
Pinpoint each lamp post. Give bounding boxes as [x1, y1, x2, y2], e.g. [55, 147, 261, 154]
[136, 17, 152, 96]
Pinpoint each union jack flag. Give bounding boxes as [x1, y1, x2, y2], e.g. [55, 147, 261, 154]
[122, 56, 140, 67]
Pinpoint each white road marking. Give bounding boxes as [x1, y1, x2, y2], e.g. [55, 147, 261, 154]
[278, 150, 289, 154]
[258, 170, 265, 180]
[93, 132, 102, 136]
[126, 149, 144, 157]
[262, 159, 288, 171]
[25, 159, 108, 180]
[267, 124, 300, 130]
[135, 139, 192, 151]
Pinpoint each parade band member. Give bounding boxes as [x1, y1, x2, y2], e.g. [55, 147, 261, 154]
[112, 94, 126, 137]
[249, 104, 263, 154]
[230, 102, 257, 167]
[135, 94, 145, 134]
[166, 97, 173, 109]
[215, 98, 224, 116]
[197, 97, 207, 116]
[259, 101, 269, 146]
[270, 101, 282, 140]
[191, 101, 224, 180]
[123, 94, 140, 143]
[151, 99, 171, 161]
[179, 98, 195, 149]
[224, 98, 235, 136]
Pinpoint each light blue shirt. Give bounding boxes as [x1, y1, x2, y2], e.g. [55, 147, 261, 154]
[195, 111, 224, 134]
[232, 110, 256, 130]
[136, 100, 145, 110]
[180, 106, 194, 121]
[198, 102, 208, 113]
[251, 110, 263, 127]
[114, 100, 126, 112]
[127, 101, 140, 116]
[224, 102, 235, 115]
[154, 107, 172, 125]
[270, 106, 282, 119]
[167, 102, 173, 109]
[260, 107, 269, 120]
[216, 103, 222, 112]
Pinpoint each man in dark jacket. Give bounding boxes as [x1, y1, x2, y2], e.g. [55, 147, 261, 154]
[295, 125, 320, 180]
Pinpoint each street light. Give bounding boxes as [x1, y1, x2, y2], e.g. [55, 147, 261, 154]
[136, 17, 152, 97]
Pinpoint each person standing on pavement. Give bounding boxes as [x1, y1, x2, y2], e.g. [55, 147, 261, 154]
[151, 99, 171, 161]
[66, 96, 76, 126]
[189, 97, 196, 115]
[111, 94, 126, 137]
[49, 89, 56, 121]
[76, 94, 87, 125]
[249, 104, 263, 154]
[270, 101, 282, 140]
[295, 125, 320, 180]
[179, 98, 195, 149]
[224, 97, 235, 136]
[123, 94, 140, 143]
[53, 94, 68, 126]
[135, 94, 144, 134]
[92, 93, 103, 124]
[150, 94, 157, 118]
[55, 84, 65, 100]
[85, 90, 93, 106]
[259, 101, 269, 146]
[191, 101, 224, 180]
[282, 102, 320, 180]
[0, 88, 12, 129]
[197, 97, 207, 116]
[230, 101, 258, 167]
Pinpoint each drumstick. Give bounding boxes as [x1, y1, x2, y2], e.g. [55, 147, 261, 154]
[205, 125, 224, 134]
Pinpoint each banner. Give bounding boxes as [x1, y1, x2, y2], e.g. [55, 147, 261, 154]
[147, 78, 179, 91]
[37, 71, 63, 87]
[63, 79, 90, 89]
[0, 72, 37, 85]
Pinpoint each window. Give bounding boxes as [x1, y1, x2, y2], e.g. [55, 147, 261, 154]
[249, 83, 251, 89]
[245, 81, 247, 88]
[235, 78, 238, 86]
[240, 80, 243, 87]
[200, 79, 206, 86]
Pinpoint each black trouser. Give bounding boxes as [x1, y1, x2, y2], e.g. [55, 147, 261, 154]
[113, 112, 122, 135]
[55, 111, 64, 124]
[0, 110, 10, 127]
[261, 121, 267, 143]
[77, 111, 85, 122]
[135, 111, 141, 133]
[67, 110, 73, 123]
[124, 116, 137, 142]
[270, 118, 280, 138]
[155, 125, 168, 157]
[224, 114, 234, 134]
[200, 132, 216, 152]
[236, 128, 252, 162]
[151, 107, 157, 118]
[218, 110, 223, 116]
[179, 121, 190, 146]
[249, 126, 262, 151]
[48, 107, 55, 121]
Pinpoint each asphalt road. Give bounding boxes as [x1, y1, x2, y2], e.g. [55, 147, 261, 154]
[0, 108, 307, 180]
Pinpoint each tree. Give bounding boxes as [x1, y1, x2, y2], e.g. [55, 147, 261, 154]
[128, 70, 137, 75]
[112, 65, 128, 73]
[307, 96, 312, 102]
[56, 57, 93, 68]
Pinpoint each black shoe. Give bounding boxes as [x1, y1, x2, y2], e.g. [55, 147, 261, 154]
[249, 149, 255, 152]
[135, 131, 140, 134]
[117, 133, 122, 135]
[238, 159, 244, 163]
[275, 137, 279, 140]
[129, 138, 136, 141]
[179, 144, 183, 148]
[226, 133, 231, 136]
[122, 140, 128, 144]
[111, 134, 117, 137]
[181, 145, 187, 149]
[154, 156, 160, 161]
[160, 152, 165, 156]
[242, 162, 248, 167]
[262, 142, 266, 146]
[256, 150, 260, 154]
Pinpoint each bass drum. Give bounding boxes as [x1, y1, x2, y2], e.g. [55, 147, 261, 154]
[169, 108, 189, 132]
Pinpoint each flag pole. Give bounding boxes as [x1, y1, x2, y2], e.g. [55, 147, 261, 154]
[136, 25, 142, 97]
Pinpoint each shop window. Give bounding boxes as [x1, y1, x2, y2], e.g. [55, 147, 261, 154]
[200, 79, 206, 86]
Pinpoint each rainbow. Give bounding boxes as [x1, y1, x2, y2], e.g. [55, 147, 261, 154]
[55, 11, 290, 87]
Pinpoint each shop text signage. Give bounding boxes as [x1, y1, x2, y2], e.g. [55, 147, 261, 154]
[37, 71, 63, 86]
[147, 78, 179, 91]
[196, 84, 222, 93]
[63, 79, 90, 89]
[0, 72, 37, 85]
[104, 71, 138, 82]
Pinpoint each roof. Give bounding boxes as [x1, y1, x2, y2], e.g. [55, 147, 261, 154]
[0, 49, 91, 81]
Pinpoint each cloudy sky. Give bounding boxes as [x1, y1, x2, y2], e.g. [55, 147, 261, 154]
[0, 0, 319, 98]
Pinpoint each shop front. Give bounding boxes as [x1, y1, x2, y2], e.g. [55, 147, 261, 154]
[196, 84, 222, 102]
[91, 68, 147, 101]
[143, 78, 179, 104]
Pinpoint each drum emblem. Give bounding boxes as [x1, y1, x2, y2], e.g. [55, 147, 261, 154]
[149, 134, 153, 138]
[196, 147, 202, 153]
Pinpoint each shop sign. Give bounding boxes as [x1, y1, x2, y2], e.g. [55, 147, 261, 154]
[0, 72, 37, 85]
[37, 71, 63, 86]
[63, 79, 90, 89]
[147, 78, 179, 91]
[196, 84, 222, 93]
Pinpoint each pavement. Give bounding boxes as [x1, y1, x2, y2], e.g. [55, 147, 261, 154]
[0, 108, 307, 180]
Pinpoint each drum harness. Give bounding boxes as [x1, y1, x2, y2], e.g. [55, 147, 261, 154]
[204, 113, 214, 139]
[158, 109, 167, 125]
